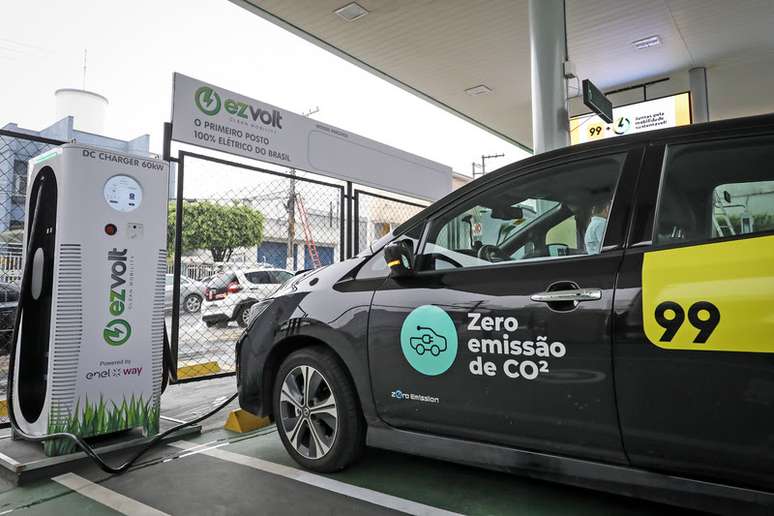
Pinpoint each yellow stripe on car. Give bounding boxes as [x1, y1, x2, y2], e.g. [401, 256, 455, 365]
[642, 234, 774, 352]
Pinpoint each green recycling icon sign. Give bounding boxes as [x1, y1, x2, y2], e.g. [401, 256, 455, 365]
[400, 305, 458, 376]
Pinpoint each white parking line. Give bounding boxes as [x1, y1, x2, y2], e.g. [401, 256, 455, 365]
[52, 473, 170, 516]
[171, 440, 463, 516]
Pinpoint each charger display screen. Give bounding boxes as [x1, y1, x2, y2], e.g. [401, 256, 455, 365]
[104, 175, 142, 212]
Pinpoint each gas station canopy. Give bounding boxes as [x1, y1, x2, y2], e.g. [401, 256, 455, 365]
[232, 0, 774, 151]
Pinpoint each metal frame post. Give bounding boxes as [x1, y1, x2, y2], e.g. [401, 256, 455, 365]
[170, 151, 184, 376]
[162, 122, 172, 161]
[346, 181, 354, 258]
[689, 67, 709, 123]
[353, 190, 360, 255]
[339, 188, 346, 262]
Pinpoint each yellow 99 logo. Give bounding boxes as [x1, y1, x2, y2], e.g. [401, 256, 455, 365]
[654, 301, 720, 344]
[587, 123, 605, 140]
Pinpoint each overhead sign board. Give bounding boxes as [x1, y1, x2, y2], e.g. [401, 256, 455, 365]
[582, 79, 613, 123]
[570, 92, 692, 146]
[171, 73, 452, 201]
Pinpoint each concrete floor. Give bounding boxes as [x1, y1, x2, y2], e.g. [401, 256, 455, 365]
[0, 378, 702, 515]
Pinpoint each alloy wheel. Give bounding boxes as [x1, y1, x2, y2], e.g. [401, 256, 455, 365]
[241, 306, 252, 326]
[278, 365, 338, 460]
[185, 295, 202, 313]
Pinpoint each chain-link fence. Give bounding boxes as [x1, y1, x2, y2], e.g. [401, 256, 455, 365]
[168, 152, 345, 380]
[354, 190, 428, 255]
[0, 130, 65, 423]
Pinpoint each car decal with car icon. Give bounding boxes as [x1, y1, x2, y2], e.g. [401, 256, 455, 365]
[409, 326, 447, 356]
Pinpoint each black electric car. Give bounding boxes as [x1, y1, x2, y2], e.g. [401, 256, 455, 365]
[236, 113, 774, 513]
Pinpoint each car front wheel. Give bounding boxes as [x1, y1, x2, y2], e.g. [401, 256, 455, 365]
[273, 347, 365, 472]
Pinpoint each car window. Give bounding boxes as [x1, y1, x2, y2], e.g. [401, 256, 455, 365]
[244, 271, 272, 284]
[545, 215, 579, 256]
[654, 135, 774, 245]
[420, 153, 626, 271]
[269, 271, 293, 283]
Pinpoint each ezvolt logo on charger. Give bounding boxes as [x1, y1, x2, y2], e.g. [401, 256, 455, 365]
[400, 305, 458, 376]
[194, 86, 283, 128]
[103, 248, 132, 346]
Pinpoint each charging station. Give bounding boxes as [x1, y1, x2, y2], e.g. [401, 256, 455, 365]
[10, 144, 169, 456]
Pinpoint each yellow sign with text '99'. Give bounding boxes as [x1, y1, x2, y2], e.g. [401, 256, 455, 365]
[642, 235, 774, 353]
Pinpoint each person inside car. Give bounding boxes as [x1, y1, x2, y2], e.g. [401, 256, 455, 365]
[584, 201, 610, 254]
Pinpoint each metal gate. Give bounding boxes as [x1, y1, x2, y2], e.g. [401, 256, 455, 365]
[353, 189, 428, 255]
[167, 150, 346, 380]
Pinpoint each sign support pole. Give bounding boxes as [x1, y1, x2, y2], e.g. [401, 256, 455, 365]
[529, 0, 570, 154]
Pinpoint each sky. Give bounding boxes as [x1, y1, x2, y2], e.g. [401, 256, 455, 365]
[0, 0, 529, 189]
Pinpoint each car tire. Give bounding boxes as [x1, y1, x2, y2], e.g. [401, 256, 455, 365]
[273, 346, 365, 473]
[183, 294, 202, 314]
[236, 304, 254, 328]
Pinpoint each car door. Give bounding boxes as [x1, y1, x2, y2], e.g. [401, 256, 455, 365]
[614, 131, 774, 490]
[368, 147, 642, 463]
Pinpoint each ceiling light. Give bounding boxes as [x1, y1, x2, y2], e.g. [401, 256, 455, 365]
[465, 84, 493, 96]
[334, 2, 369, 22]
[632, 35, 662, 50]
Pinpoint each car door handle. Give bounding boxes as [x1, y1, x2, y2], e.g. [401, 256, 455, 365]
[530, 288, 602, 303]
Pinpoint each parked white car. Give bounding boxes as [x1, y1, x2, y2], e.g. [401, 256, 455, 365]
[164, 274, 206, 313]
[201, 268, 294, 327]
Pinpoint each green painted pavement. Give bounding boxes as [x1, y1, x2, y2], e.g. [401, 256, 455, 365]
[225, 429, 697, 515]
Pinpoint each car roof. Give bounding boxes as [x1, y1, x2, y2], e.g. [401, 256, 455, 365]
[393, 112, 774, 235]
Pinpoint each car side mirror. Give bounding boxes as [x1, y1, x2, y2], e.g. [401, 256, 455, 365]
[384, 242, 415, 278]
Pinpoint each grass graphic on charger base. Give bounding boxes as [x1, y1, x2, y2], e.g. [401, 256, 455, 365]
[45, 395, 159, 456]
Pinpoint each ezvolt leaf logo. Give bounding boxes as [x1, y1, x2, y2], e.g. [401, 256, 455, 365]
[103, 248, 132, 346]
[103, 319, 131, 346]
[400, 305, 458, 376]
[193, 84, 284, 128]
[195, 86, 221, 116]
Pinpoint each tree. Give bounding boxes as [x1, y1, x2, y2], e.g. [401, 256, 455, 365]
[168, 201, 264, 262]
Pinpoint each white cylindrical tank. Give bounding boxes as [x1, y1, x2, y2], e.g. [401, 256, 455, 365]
[55, 88, 108, 133]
